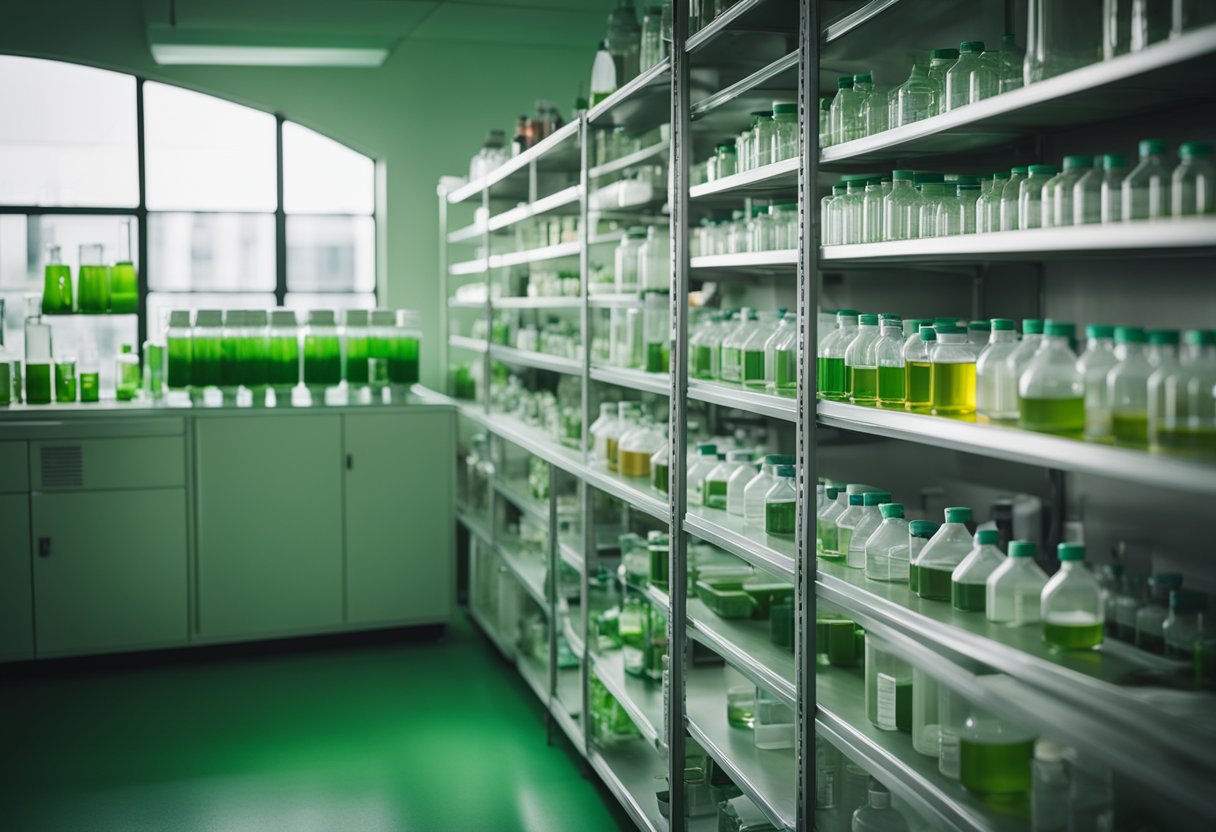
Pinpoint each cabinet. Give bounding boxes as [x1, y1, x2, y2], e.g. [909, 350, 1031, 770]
[0, 441, 32, 661]
[343, 411, 454, 625]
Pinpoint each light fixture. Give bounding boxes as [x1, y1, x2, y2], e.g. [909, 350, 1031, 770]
[147, 24, 391, 67]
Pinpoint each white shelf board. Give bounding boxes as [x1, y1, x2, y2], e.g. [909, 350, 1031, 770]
[447, 335, 488, 353]
[490, 240, 581, 269]
[688, 156, 798, 201]
[448, 256, 488, 276]
[518, 651, 550, 705]
[690, 250, 797, 270]
[488, 344, 582, 375]
[684, 506, 796, 583]
[493, 478, 547, 524]
[493, 296, 582, 310]
[591, 649, 666, 751]
[495, 540, 548, 609]
[589, 141, 669, 180]
[587, 58, 671, 125]
[590, 364, 672, 396]
[582, 463, 669, 522]
[687, 598, 795, 708]
[487, 184, 582, 232]
[588, 742, 667, 832]
[446, 222, 484, 243]
[688, 379, 797, 421]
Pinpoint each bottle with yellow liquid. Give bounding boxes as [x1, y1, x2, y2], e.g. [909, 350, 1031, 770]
[904, 325, 935, 412]
[618, 418, 663, 479]
[1018, 321, 1084, 435]
[1107, 326, 1152, 446]
[845, 313, 882, 404]
[1041, 542, 1104, 650]
[930, 325, 977, 415]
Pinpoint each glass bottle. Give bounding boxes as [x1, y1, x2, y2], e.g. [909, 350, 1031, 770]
[845, 314, 881, 405]
[23, 310, 53, 405]
[895, 60, 936, 126]
[78, 348, 100, 403]
[1131, 0, 1172, 50]
[609, 401, 640, 473]
[926, 48, 959, 114]
[1078, 323, 1117, 439]
[851, 778, 910, 832]
[744, 453, 791, 527]
[862, 76, 889, 136]
[720, 308, 758, 384]
[1134, 573, 1183, 653]
[764, 465, 797, 536]
[165, 310, 193, 395]
[219, 310, 243, 402]
[1107, 326, 1151, 445]
[639, 4, 665, 71]
[115, 344, 140, 402]
[619, 418, 662, 479]
[945, 41, 985, 111]
[883, 169, 921, 241]
[1122, 138, 1171, 221]
[606, 0, 641, 83]
[109, 219, 138, 314]
[916, 178, 947, 239]
[1046, 155, 1092, 227]
[959, 705, 1035, 797]
[770, 101, 798, 163]
[946, 176, 981, 235]
[1171, 140, 1215, 217]
[615, 227, 646, 293]
[930, 325, 977, 415]
[819, 310, 858, 400]
[702, 450, 741, 509]
[829, 76, 861, 145]
[190, 310, 223, 395]
[821, 183, 846, 246]
[876, 319, 907, 408]
[1031, 740, 1070, 832]
[42, 244, 73, 314]
[268, 309, 300, 406]
[303, 310, 341, 402]
[968, 42, 1004, 104]
[904, 325, 935, 413]
[765, 314, 797, 396]
[1018, 164, 1058, 230]
[978, 171, 1010, 232]
[1019, 320, 1084, 434]
[724, 451, 756, 516]
[998, 33, 1025, 92]
[1163, 590, 1205, 659]
[865, 503, 910, 582]
[850, 72, 874, 139]
[976, 319, 1019, 420]
[1042, 542, 1104, 649]
[986, 540, 1049, 625]
[831, 488, 867, 560]
[54, 354, 77, 403]
[1024, 0, 1103, 82]
[1146, 327, 1183, 448]
[650, 441, 669, 494]
[686, 441, 719, 504]
[999, 166, 1028, 231]
[77, 242, 109, 313]
[952, 529, 1006, 613]
[866, 637, 913, 732]
[590, 402, 619, 466]
[816, 484, 846, 557]
[862, 177, 885, 242]
[912, 506, 973, 600]
[848, 491, 892, 570]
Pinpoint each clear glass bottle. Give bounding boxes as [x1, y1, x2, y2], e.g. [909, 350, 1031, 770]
[951, 529, 1006, 613]
[968, 42, 1004, 104]
[765, 313, 797, 396]
[1046, 155, 1092, 227]
[866, 638, 913, 732]
[769, 100, 798, 162]
[115, 344, 141, 402]
[1163, 330, 1216, 454]
[848, 491, 891, 570]
[618, 417, 662, 479]
[831, 490, 866, 560]
[606, 0, 641, 83]
[865, 503, 910, 582]
[686, 441, 719, 504]
[821, 183, 846, 246]
[744, 453, 791, 527]
[1078, 323, 1117, 439]
[944, 176, 981, 235]
[268, 309, 300, 405]
[912, 506, 973, 600]
[895, 60, 936, 126]
[875, 319, 907, 409]
[986, 540, 1049, 625]
[1018, 164, 1057, 230]
[1020, 320, 1084, 435]
[930, 325, 977, 415]
[912, 667, 941, 759]
[916, 179, 948, 239]
[904, 325, 935, 412]
[702, 450, 742, 509]
[959, 705, 1035, 797]
[639, 4, 665, 71]
[819, 310, 858, 401]
[1031, 740, 1070, 832]
[1122, 138, 1171, 221]
[862, 77, 889, 136]
[1134, 572, 1183, 653]
[883, 169, 921, 241]
[999, 166, 1029, 231]
[720, 308, 758, 384]
[590, 39, 617, 106]
[1171, 140, 1215, 217]
[829, 76, 862, 145]
[926, 48, 959, 114]
[845, 314, 881, 405]
[816, 484, 847, 557]
[907, 520, 939, 592]
[1107, 326, 1151, 446]
[945, 41, 985, 111]
[740, 309, 776, 389]
[1163, 589, 1205, 659]
[615, 226, 646, 292]
[1072, 156, 1106, 225]
[22, 309, 54, 405]
[1042, 542, 1104, 650]
[862, 176, 885, 242]
[851, 778, 910, 832]
[725, 451, 756, 516]
[1024, 0, 1103, 83]
[838, 176, 867, 245]
[109, 219, 138, 314]
[165, 310, 193, 395]
[978, 170, 1010, 232]
[763, 465, 797, 536]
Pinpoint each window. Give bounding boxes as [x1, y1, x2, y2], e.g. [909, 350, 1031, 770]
[0, 55, 377, 351]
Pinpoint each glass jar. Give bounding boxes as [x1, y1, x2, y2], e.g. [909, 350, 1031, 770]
[614, 227, 646, 293]
[769, 100, 798, 162]
[1018, 321, 1082, 434]
[765, 314, 797, 396]
[42, 244, 73, 314]
[343, 309, 371, 389]
[959, 705, 1035, 797]
[930, 325, 977, 415]
[844, 314, 881, 405]
[864, 502, 909, 582]
[1041, 543, 1104, 650]
[847, 491, 892, 569]
[763, 464, 797, 536]
[986, 540, 1048, 625]
[911, 506, 973, 600]
[77, 242, 109, 313]
[191, 310, 224, 393]
[115, 344, 140, 402]
[303, 310, 342, 400]
[818, 309, 858, 400]
[703, 449, 747, 510]
[642, 290, 669, 373]
[243, 310, 270, 405]
[590, 402, 619, 467]
[268, 309, 301, 405]
[165, 310, 193, 394]
[54, 355, 77, 403]
[1046, 155, 1093, 227]
[713, 141, 737, 179]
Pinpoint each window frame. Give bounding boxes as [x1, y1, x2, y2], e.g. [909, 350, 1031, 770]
[0, 66, 378, 347]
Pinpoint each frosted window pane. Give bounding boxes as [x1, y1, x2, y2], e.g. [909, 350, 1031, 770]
[144, 82, 276, 211]
[283, 122, 374, 214]
[0, 56, 138, 207]
[148, 213, 275, 292]
[286, 215, 374, 293]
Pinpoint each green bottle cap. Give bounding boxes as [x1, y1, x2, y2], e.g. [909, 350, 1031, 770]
[976, 529, 999, 545]
[863, 491, 892, 506]
[919, 327, 937, 341]
[769, 454, 796, 465]
[936, 324, 965, 334]
[944, 506, 971, 523]
[909, 520, 939, 538]
[825, 485, 843, 499]
[1180, 140, 1214, 159]
[1028, 164, 1058, 176]
[892, 170, 915, 181]
[859, 313, 879, 326]
[1044, 321, 1075, 338]
[1139, 138, 1166, 157]
[838, 76, 854, 89]
[931, 48, 960, 60]
[991, 318, 1015, 331]
[1009, 540, 1036, 558]
[849, 493, 864, 506]
[819, 97, 833, 111]
[1085, 324, 1114, 339]
[837, 309, 859, 320]
[1062, 155, 1093, 170]
[914, 171, 945, 185]
[1011, 166, 1029, 175]
[853, 72, 873, 84]
[969, 320, 991, 332]
[878, 312, 902, 321]
[772, 101, 797, 115]
[1115, 326, 1147, 344]
[880, 503, 904, 519]
[960, 40, 985, 53]
[698, 442, 718, 454]
[1057, 542, 1086, 561]
[1148, 329, 1180, 346]
[1103, 153, 1127, 169]
[120, 344, 133, 354]
[1184, 329, 1216, 346]
[776, 465, 796, 477]
[1023, 319, 1044, 335]
[992, 170, 1011, 180]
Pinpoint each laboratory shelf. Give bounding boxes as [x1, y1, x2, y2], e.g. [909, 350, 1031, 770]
[819, 218, 1216, 263]
[588, 292, 644, 307]
[486, 184, 582, 232]
[590, 364, 671, 396]
[518, 652, 550, 705]
[446, 222, 484, 243]
[688, 157, 798, 201]
[492, 296, 581, 310]
[447, 256, 488, 276]
[822, 0, 906, 43]
[446, 298, 486, 310]
[495, 541, 547, 609]
[687, 379, 798, 422]
[561, 614, 585, 661]
[588, 140, 669, 180]
[689, 250, 798, 271]
[815, 667, 1026, 832]
[820, 25, 1216, 169]
[686, 0, 795, 55]
[581, 463, 670, 522]
[684, 507, 796, 583]
[690, 51, 798, 129]
[552, 701, 583, 750]
[468, 604, 515, 660]
[588, 742, 667, 832]
[816, 400, 1216, 495]
[493, 478, 547, 524]
[456, 510, 492, 545]
[687, 598, 795, 709]
[641, 582, 670, 615]
[587, 58, 672, 129]
[483, 119, 582, 195]
[591, 649, 666, 751]
[558, 540, 584, 573]
[491, 240, 581, 269]
[488, 344, 582, 376]
[478, 410, 585, 479]
[447, 335, 488, 353]
[686, 664, 796, 830]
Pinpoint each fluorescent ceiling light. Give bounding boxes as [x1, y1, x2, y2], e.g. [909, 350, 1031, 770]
[147, 25, 391, 67]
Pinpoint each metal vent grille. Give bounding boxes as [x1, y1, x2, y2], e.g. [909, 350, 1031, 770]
[41, 445, 84, 489]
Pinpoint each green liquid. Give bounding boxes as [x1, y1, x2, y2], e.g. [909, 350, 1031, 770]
[820, 617, 860, 666]
[192, 336, 223, 387]
[304, 336, 342, 386]
[703, 479, 728, 509]
[652, 462, 668, 493]
[691, 343, 716, 379]
[1111, 411, 1149, 446]
[1019, 396, 1084, 434]
[144, 344, 164, 395]
[77, 265, 109, 313]
[645, 341, 668, 374]
[0, 363, 11, 406]
[238, 338, 268, 388]
[952, 581, 987, 613]
[773, 349, 796, 393]
[931, 361, 976, 414]
[819, 356, 847, 399]
[268, 336, 300, 386]
[850, 366, 877, 403]
[346, 337, 370, 384]
[908, 563, 919, 593]
[42, 264, 73, 313]
[906, 361, 932, 411]
[220, 336, 241, 387]
[720, 346, 742, 381]
[727, 701, 756, 729]
[1043, 620, 1103, 650]
[389, 336, 420, 384]
[80, 372, 100, 403]
[166, 338, 192, 389]
[108, 262, 138, 313]
[54, 363, 77, 403]
[25, 363, 52, 405]
[741, 349, 766, 386]
[766, 500, 796, 535]
[877, 364, 905, 407]
[866, 680, 913, 732]
[835, 527, 853, 559]
[816, 518, 838, 557]
[915, 565, 953, 601]
[959, 738, 1033, 796]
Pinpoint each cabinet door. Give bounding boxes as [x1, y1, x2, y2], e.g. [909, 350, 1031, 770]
[343, 411, 453, 626]
[31, 489, 187, 657]
[195, 415, 344, 639]
[0, 492, 33, 662]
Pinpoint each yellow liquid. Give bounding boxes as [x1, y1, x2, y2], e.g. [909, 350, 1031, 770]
[906, 361, 932, 411]
[606, 437, 620, 472]
[931, 361, 976, 415]
[618, 450, 651, 478]
[850, 366, 878, 404]
[1111, 410, 1148, 446]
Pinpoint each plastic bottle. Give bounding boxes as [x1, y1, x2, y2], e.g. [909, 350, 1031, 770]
[959, 704, 1035, 797]
[997, 318, 1042, 420]
[1106, 326, 1151, 445]
[1105, 0, 1133, 59]
[115, 344, 140, 402]
[926, 48, 960, 114]
[608, 401, 640, 472]
[1145, 328, 1182, 447]
[1093, 152, 1128, 225]
[702, 450, 743, 509]
[1122, 138, 1172, 220]
[999, 166, 1028, 231]
[1134, 573, 1183, 653]
[977, 170, 1010, 232]
[863, 78, 889, 136]
[917, 177, 948, 239]
[1163, 589, 1205, 659]
[850, 73, 874, 140]
[945, 41, 985, 111]
[650, 441, 669, 493]
[821, 183, 846, 246]
[1024, 0, 1103, 83]
[912, 667, 941, 758]
[851, 779, 910, 832]
[904, 325, 936, 413]
[268, 309, 300, 405]
[1018, 164, 1057, 230]
[744, 454, 792, 527]
[998, 33, 1025, 92]
[769, 101, 799, 163]
[875, 319, 907, 408]
[866, 638, 913, 732]
[930, 325, 977, 415]
[606, 0, 641, 83]
[829, 76, 861, 145]
[685, 441, 718, 503]
[865, 503, 910, 582]
[1113, 572, 1145, 642]
[618, 418, 662, 478]
[975, 318, 1017, 419]
[951, 529, 1006, 613]
[839, 176, 868, 245]
[1019, 321, 1084, 434]
[986, 540, 1049, 625]
[946, 176, 981, 235]
[1077, 324, 1118, 439]
[883, 170, 921, 241]
[817, 484, 847, 556]
[912, 507, 974, 600]
[1042, 542, 1104, 650]
[1031, 740, 1070, 832]
[895, 60, 936, 126]
[764, 465, 797, 536]
[848, 491, 892, 569]
[765, 314, 797, 396]
[724, 451, 756, 516]
[1171, 140, 1215, 217]
[590, 40, 617, 106]
[719, 308, 758, 384]
[819, 310, 859, 401]
[1045, 155, 1092, 227]
[862, 177, 885, 242]
[1071, 156, 1106, 225]
[1162, 330, 1216, 454]
[845, 314, 881, 405]
[968, 42, 1004, 104]
[832, 490, 867, 561]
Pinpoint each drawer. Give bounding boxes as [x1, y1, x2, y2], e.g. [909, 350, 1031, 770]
[31, 436, 186, 491]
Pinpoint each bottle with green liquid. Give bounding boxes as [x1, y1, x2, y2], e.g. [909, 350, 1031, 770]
[904, 325, 935, 412]
[115, 344, 140, 402]
[268, 309, 300, 406]
[42, 244, 73, 314]
[368, 309, 396, 397]
[343, 309, 371, 388]
[1018, 321, 1084, 434]
[816, 484, 845, 556]
[219, 310, 244, 402]
[845, 313, 881, 404]
[78, 350, 100, 403]
[109, 219, 138, 314]
[930, 325, 977, 415]
[951, 529, 1005, 613]
[912, 507, 973, 600]
[906, 520, 939, 593]
[847, 490, 891, 569]
[23, 311, 54, 405]
[77, 243, 109, 313]
[1042, 542, 1104, 650]
[242, 310, 271, 405]
[818, 309, 858, 400]
[191, 310, 225, 396]
[165, 310, 193, 395]
[866, 638, 913, 733]
[719, 308, 757, 384]
[958, 705, 1035, 797]
[763, 465, 797, 536]
[303, 310, 341, 403]
[1107, 326, 1152, 445]
[830, 488, 867, 560]
[766, 313, 797, 395]
[390, 309, 421, 395]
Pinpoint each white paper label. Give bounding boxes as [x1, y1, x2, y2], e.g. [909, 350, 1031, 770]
[877, 672, 898, 731]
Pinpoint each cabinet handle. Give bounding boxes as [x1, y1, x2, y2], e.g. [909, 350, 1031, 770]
[38, 537, 51, 558]
[346, 453, 353, 470]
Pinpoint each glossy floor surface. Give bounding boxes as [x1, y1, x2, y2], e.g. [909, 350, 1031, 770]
[1, 614, 632, 832]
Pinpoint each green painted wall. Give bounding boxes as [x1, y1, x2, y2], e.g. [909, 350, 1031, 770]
[0, 1, 597, 388]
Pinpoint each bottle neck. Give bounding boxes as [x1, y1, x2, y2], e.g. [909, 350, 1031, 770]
[990, 330, 1016, 343]
[891, 179, 914, 192]
[868, 790, 891, 810]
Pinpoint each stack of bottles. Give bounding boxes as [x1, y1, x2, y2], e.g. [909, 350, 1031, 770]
[692, 99, 798, 184]
[40, 230, 140, 316]
[691, 202, 798, 256]
[589, 400, 668, 482]
[490, 373, 582, 449]
[513, 214, 579, 251]
[682, 440, 798, 538]
[822, 141, 1214, 246]
[1099, 564, 1212, 668]
[590, 2, 671, 107]
[818, 310, 1216, 455]
[591, 123, 666, 169]
[689, 308, 798, 396]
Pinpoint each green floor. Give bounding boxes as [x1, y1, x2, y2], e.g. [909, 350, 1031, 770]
[1, 613, 633, 832]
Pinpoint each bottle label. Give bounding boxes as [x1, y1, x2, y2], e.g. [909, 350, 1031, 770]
[877, 672, 898, 730]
